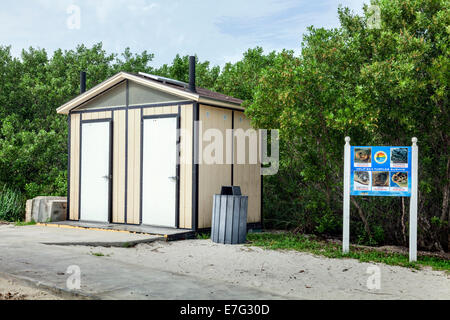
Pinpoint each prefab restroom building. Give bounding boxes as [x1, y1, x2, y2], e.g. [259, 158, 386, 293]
[57, 57, 262, 231]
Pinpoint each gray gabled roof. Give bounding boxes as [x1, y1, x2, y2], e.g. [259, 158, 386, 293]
[57, 72, 244, 115]
[134, 72, 243, 105]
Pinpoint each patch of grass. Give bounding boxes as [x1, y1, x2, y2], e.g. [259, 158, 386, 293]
[247, 232, 450, 272]
[15, 220, 37, 226]
[196, 232, 211, 240]
[90, 252, 105, 257]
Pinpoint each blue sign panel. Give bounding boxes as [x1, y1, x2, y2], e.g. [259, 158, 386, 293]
[351, 146, 411, 197]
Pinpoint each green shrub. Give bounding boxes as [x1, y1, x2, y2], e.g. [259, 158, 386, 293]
[250, 0, 449, 251]
[0, 185, 25, 222]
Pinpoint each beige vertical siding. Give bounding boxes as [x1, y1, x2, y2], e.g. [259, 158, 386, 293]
[233, 111, 261, 223]
[198, 105, 233, 229]
[179, 105, 193, 229]
[142, 105, 178, 116]
[81, 111, 112, 121]
[112, 110, 126, 223]
[69, 114, 81, 220]
[126, 108, 141, 225]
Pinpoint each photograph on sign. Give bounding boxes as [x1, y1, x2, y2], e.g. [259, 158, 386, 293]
[391, 172, 409, 192]
[391, 148, 409, 168]
[354, 148, 371, 167]
[372, 171, 389, 191]
[353, 171, 370, 191]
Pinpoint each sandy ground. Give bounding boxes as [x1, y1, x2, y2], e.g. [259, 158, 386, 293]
[0, 225, 448, 300]
[67, 239, 450, 300]
[0, 276, 61, 300]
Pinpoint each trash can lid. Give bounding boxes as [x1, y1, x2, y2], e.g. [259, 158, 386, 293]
[221, 186, 242, 196]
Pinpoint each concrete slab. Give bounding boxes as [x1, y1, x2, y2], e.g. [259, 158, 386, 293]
[1, 225, 162, 247]
[39, 221, 195, 241]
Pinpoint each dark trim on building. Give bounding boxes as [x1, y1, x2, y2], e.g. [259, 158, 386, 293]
[139, 109, 143, 225]
[176, 105, 182, 228]
[108, 120, 114, 223]
[128, 101, 193, 110]
[72, 107, 127, 114]
[70, 100, 243, 115]
[71, 101, 242, 114]
[111, 110, 115, 222]
[66, 113, 72, 220]
[231, 110, 234, 186]
[71, 101, 194, 115]
[142, 114, 178, 120]
[78, 116, 82, 220]
[124, 80, 129, 224]
[192, 102, 199, 231]
[80, 118, 113, 124]
[126, 80, 129, 108]
[139, 113, 181, 228]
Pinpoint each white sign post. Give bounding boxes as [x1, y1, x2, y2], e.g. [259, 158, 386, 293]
[343, 137, 351, 254]
[409, 137, 418, 262]
[342, 137, 418, 262]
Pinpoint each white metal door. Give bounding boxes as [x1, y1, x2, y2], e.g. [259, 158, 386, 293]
[142, 117, 177, 227]
[80, 121, 111, 222]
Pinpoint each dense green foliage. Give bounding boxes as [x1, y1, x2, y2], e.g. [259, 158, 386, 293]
[246, 0, 449, 251]
[0, 0, 448, 251]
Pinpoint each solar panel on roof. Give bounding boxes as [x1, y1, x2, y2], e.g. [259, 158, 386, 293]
[138, 72, 189, 89]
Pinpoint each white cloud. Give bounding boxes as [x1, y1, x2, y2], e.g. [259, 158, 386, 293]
[0, 0, 368, 67]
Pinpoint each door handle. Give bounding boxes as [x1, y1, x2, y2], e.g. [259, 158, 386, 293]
[169, 176, 177, 181]
[102, 175, 112, 180]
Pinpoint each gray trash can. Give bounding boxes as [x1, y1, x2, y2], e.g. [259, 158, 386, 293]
[211, 186, 248, 244]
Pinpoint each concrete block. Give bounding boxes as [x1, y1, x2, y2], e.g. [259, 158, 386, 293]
[27, 196, 67, 222]
[25, 199, 33, 222]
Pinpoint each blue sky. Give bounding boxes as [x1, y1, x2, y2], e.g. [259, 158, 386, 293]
[0, 0, 368, 67]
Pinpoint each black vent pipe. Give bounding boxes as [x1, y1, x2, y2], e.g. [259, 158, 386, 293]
[189, 56, 196, 93]
[80, 71, 86, 94]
